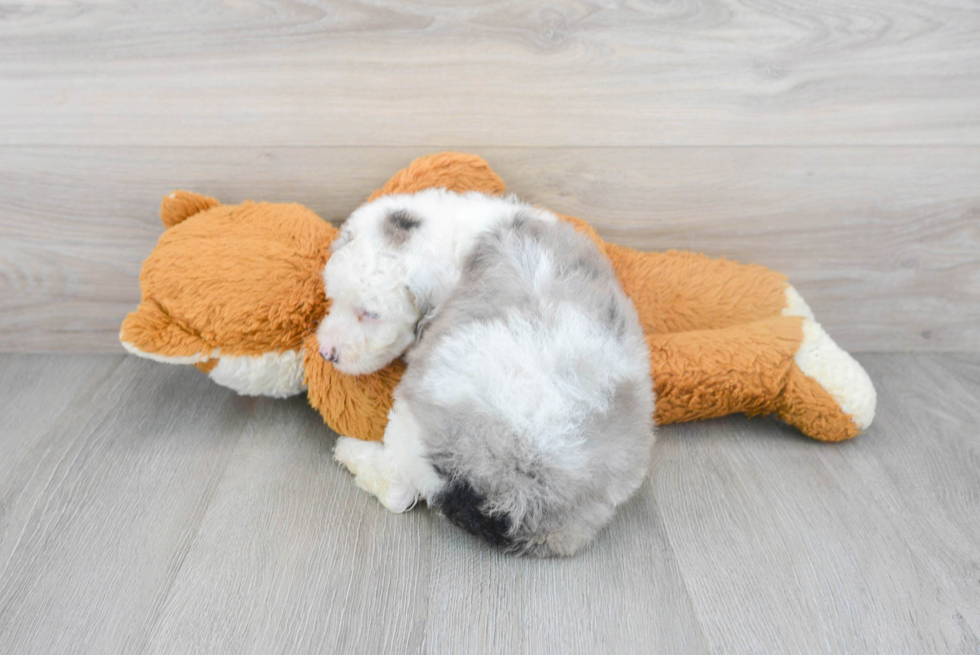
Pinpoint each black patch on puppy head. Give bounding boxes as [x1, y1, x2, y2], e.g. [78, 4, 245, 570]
[432, 477, 513, 549]
[383, 209, 422, 246]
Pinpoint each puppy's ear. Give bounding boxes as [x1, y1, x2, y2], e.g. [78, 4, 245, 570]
[406, 262, 453, 341]
[330, 228, 353, 253]
[413, 305, 436, 343]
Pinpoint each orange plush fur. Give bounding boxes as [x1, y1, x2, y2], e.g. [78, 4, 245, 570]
[121, 153, 872, 443]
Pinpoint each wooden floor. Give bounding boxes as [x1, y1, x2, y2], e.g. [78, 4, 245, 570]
[0, 352, 977, 654]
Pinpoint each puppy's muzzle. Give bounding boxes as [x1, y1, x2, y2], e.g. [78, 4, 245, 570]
[319, 344, 339, 363]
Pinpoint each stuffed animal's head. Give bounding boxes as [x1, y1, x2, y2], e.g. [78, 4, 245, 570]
[120, 193, 335, 370]
[122, 153, 509, 440]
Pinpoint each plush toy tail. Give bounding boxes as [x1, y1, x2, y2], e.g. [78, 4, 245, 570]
[160, 190, 221, 229]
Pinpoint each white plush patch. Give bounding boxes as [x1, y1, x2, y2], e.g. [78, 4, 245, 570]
[120, 339, 214, 365]
[121, 340, 305, 399]
[781, 285, 815, 321]
[782, 286, 876, 430]
[207, 350, 307, 398]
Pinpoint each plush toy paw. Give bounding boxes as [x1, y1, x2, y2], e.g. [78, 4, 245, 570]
[780, 287, 877, 441]
[334, 436, 418, 512]
[794, 317, 876, 430]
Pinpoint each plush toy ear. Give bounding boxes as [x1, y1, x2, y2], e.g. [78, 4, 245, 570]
[160, 190, 220, 229]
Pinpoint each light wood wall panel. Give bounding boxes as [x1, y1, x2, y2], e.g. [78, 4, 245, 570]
[1, 0, 978, 352]
[0, 0, 978, 147]
[1, 146, 977, 353]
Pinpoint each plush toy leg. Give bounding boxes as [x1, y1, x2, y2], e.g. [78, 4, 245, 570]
[594, 237, 875, 441]
[648, 316, 801, 426]
[600, 243, 791, 333]
[780, 287, 876, 440]
[649, 311, 875, 442]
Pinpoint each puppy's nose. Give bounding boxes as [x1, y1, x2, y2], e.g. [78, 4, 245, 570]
[320, 345, 338, 363]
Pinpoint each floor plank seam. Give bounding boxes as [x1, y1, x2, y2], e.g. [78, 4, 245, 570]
[130, 436, 243, 655]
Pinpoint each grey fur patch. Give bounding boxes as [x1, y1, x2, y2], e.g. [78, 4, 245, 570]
[383, 209, 422, 246]
[401, 214, 655, 557]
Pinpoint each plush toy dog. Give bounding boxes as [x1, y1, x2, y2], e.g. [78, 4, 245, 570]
[121, 153, 875, 443]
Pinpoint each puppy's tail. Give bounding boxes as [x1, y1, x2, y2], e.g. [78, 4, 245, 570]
[432, 477, 514, 550]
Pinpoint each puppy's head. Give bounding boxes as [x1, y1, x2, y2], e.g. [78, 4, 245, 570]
[316, 199, 440, 375]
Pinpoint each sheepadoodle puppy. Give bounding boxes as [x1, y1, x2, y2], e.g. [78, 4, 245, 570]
[318, 189, 655, 556]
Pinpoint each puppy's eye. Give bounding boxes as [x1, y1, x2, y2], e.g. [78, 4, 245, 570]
[357, 309, 381, 322]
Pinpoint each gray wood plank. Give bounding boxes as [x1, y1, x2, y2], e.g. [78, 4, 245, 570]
[139, 398, 706, 655]
[422, 483, 708, 655]
[1, 1, 977, 146]
[1, 354, 979, 653]
[0, 357, 248, 655]
[0, 354, 124, 568]
[139, 395, 435, 655]
[814, 353, 980, 650]
[2, 146, 977, 353]
[653, 354, 980, 654]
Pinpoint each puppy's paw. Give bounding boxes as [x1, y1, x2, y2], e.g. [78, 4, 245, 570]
[333, 436, 381, 478]
[378, 481, 418, 514]
[335, 437, 418, 512]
